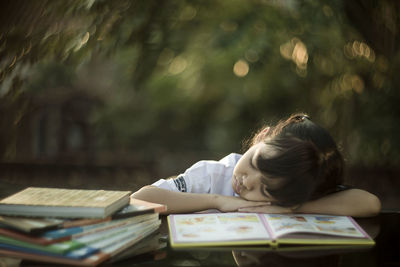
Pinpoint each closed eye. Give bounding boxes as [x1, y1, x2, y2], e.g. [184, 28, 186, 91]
[260, 184, 273, 200]
[260, 185, 268, 198]
[250, 156, 257, 169]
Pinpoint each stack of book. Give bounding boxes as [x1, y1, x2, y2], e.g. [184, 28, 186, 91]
[0, 187, 167, 266]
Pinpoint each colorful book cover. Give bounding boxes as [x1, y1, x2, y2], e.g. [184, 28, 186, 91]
[0, 227, 65, 245]
[0, 216, 64, 233]
[0, 243, 99, 259]
[0, 220, 161, 266]
[41, 213, 158, 239]
[0, 235, 84, 254]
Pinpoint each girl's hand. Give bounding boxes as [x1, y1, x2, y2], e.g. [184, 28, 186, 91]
[215, 195, 271, 212]
[238, 204, 293, 214]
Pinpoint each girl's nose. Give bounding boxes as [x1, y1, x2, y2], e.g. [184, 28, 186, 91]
[242, 176, 254, 190]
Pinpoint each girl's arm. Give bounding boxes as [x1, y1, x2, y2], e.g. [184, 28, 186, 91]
[238, 189, 381, 217]
[296, 189, 381, 217]
[132, 185, 267, 214]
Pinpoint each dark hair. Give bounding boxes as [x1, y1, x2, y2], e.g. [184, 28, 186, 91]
[247, 113, 344, 206]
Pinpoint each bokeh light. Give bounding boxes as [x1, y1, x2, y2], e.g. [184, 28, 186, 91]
[233, 60, 249, 77]
[280, 38, 308, 72]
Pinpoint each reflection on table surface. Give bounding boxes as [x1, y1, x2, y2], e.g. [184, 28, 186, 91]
[1, 212, 399, 266]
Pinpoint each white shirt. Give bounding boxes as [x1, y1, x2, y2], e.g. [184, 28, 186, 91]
[152, 153, 241, 197]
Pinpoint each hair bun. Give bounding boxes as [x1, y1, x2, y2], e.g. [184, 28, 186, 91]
[293, 114, 310, 122]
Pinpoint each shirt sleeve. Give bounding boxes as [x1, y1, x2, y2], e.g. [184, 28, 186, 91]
[150, 160, 224, 194]
[321, 184, 353, 196]
[151, 153, 241, 195]
[335, 184, 353, 192]
[151, 178, 183, 192]
[152, 160, 212, 193]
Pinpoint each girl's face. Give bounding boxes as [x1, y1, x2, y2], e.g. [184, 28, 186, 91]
[232, 142, 281, 203]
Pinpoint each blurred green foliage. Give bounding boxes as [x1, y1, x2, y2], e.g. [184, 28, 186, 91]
[0, 0, 399, 175]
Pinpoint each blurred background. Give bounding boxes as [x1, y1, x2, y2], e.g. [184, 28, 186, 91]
[0, 0, 399, 211]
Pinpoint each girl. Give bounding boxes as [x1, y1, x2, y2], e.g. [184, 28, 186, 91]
[133, 114, 381, 217]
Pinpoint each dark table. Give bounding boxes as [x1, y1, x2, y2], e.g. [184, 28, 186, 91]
[3, 212, 400, 267]
[111, 212, 400, 267]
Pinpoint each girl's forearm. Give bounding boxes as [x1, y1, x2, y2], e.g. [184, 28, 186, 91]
[297, 189, 381, 217]
[132, 186, 220, 214]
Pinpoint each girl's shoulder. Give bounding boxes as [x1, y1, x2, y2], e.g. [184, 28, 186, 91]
[189, 153, 242, 171]
[181, 153, 241, 180]
[218, 153, 242, 167]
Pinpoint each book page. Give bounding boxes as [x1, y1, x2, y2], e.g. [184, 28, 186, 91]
[263, 214, 366, 239]
[170, 213, 271, 244]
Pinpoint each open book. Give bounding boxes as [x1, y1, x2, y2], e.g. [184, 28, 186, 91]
[168, 213, 374, 248]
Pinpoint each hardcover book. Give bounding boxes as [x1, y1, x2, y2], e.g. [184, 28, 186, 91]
[0, 213, 159, 246]
[0, 211, 162, 266]
[113, 198, 167, 218]
[0, 187, 131, 218]
[0, 216, 65, 234]
[0, 220, 161, 266]
[168, 213, 375, 248]
[0, 198, 166, 233]
[42, 213, 159, 240]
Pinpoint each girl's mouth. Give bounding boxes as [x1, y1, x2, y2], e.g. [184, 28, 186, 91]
[233, 176, 242, 194]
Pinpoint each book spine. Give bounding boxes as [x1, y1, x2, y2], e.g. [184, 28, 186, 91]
[0, 235, 81, 255]
[42, 213, 158, 239]
[259, 214, 277, 240]
[74, 217, 160, 248]
[72, 214, 159, 239]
